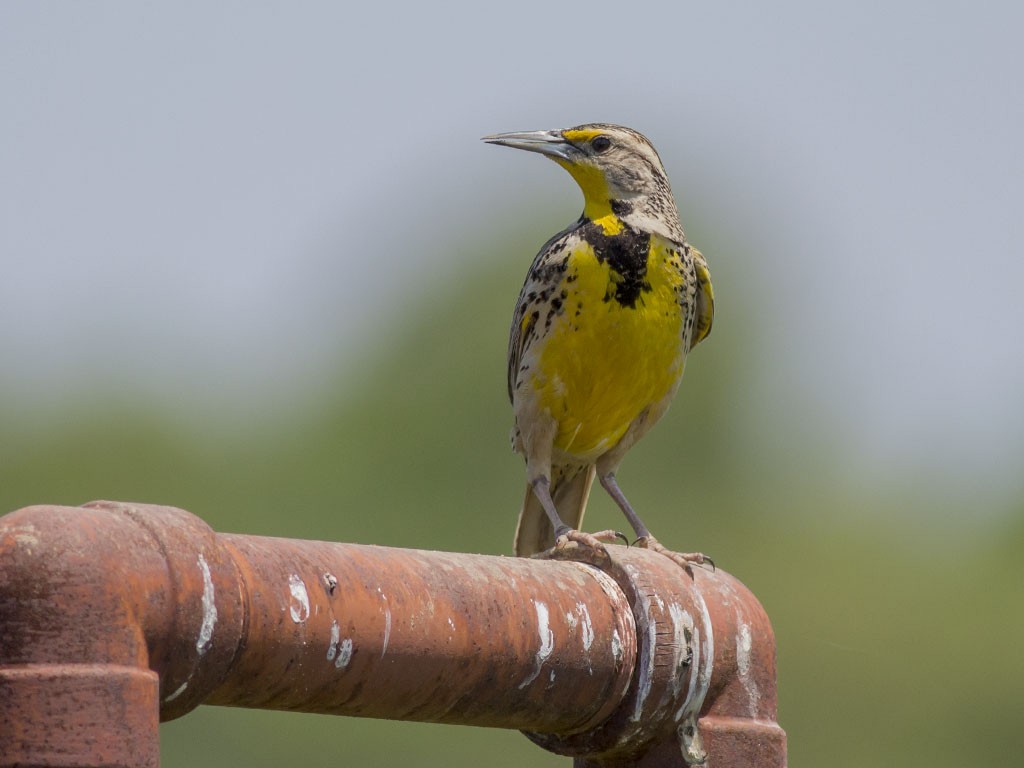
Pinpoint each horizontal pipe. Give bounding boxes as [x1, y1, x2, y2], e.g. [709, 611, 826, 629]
[206, 534, 636, 732]
[0, 501, 785, 767]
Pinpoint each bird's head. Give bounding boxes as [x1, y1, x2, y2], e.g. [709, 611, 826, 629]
[483, 123, 684, 241]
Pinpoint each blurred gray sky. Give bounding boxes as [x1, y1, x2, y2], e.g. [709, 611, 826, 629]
[2, 2, 1022, 508]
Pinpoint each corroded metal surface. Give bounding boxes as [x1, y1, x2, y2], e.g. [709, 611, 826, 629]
[693, 567, 786, 767]
[0, 665, 158, 768]
[525, 550, 785, 766]
[207, 534, 636, 732]
[0, 501, 786, 767]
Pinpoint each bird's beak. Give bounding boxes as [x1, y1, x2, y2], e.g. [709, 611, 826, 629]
[482, 130, 574, 161]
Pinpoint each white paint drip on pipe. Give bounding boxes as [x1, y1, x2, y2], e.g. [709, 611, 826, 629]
[577, 602, 594, 652]
[565, 560, 635, 689]
[336, 638, 353, 668]
[164, 682, 189, 702]
[9, 523, 40, 550]
[736, 623, 752, 677]
[736, 622, 762, 713]
[326, 619, 354, 669]
[163, 557, 218, 706]
[695, 592, 714, 701]
[625, 564, 657, 722]
[518, 600, 554, 689]
[289, 574, 310, 623]
[668, 603, 694, 698]
[380, 590, 392, 658]
[382, 607, 392, 657]
[327, 620, 340, 661]
[197, 554, 217, 655]
[675, 590, 714, 723]
[675, 588, 714, 765]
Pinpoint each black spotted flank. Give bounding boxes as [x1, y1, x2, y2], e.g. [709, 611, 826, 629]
[580, 220, 652, 308]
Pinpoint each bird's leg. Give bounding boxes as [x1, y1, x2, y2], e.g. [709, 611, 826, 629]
[531, 476, 625, 555]
[598, 472, 713, 571]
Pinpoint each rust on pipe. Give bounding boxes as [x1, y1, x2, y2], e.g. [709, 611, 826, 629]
[526, 549, 785, 767]
[0, 501, 786, 768]
[207, 532, 636, 731]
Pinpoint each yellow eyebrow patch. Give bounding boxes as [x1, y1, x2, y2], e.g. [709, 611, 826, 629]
[561, 128, 605, 144]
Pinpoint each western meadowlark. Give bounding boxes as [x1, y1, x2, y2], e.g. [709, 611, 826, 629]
[483, 123, 714, 567]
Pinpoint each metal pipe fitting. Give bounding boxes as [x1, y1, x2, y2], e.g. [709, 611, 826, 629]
[0, 501, 785, 767]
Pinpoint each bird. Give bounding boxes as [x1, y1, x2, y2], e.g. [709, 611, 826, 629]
[483, 123, 714, 567]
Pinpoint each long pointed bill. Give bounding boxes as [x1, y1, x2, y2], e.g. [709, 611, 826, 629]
[481, 130, 573, 160]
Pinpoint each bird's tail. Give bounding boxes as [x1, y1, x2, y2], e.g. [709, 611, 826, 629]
[513, 465, 596, 557]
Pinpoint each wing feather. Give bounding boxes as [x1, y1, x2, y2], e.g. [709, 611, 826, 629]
[506, 224, 582, 402]
[688, 246, 714, 350]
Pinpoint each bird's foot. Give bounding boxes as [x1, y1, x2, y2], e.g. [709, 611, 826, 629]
[636, 535, 715, 572]
[554, 528, 628, 559]
[591, 528, 631, 546]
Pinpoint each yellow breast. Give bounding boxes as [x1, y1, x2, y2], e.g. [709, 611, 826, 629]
[533, 235, 687, 459]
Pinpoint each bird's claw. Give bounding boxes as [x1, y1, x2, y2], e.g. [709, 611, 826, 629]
[554, 529, 606, 553]
[635, 535, 715, 572]
[591, 529, 630, 547]
[553, 528, 627, 559]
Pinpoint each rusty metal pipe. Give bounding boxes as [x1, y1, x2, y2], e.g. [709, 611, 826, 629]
[206, 532, 636, 731]
[0, 501, 785, 767]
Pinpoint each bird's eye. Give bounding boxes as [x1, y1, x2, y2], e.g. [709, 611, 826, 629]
[591, 135, 612, 153]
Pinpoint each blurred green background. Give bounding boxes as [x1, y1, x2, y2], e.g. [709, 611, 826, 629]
[3, 2, 1023, 767]
[3, 231, 1022, 766]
